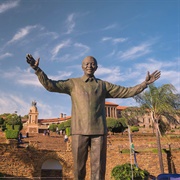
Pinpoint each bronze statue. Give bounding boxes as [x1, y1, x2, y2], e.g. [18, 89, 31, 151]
[26, 54, 160, 180]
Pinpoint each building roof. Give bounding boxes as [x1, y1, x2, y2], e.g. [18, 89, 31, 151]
[38, 116, 71, 124]
[105, 101, 119, 106]
[22, 116, 71, 124]
[116, 106, 127, 110]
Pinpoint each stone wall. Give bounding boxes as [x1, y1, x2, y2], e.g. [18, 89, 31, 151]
[0, 140, 74, 179]
[0, 134, 180, 179]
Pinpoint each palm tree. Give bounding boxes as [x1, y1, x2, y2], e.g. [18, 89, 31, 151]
[134, 83, 180, 173]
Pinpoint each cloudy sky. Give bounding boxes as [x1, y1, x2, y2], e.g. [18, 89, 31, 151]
[0, 0, 179, 118]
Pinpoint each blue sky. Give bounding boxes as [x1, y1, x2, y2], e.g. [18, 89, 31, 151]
[0, 0, 179, 118]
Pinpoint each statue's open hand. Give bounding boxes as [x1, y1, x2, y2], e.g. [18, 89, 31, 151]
[145, 70, 161, 85]
[26, 54, 40, 69]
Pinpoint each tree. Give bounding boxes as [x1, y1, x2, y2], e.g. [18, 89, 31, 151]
[58, 122, 65, 131]
[0, 113, 11, 118]
[134, 83, 180, 173]
[121, 107, 143, 126]
[5, 114, 23, 131]
[63, 119, 71, 136]
[106, 117, 118, 132]
[130, 126, 139, 132]
[49, 124, 57, 132]
[22, 114, 29, 119]
[106, 117, 125, 134]
[0, 117, 5, 131]
[64, 119, 71, 128]
[0, 117, 4, 125]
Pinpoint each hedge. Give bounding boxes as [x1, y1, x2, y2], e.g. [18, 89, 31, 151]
[111, 163, 149, 180]
[5, 129, 19, 139]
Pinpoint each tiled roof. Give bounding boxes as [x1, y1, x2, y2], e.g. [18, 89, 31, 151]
[105, 101, 119, 106]
[22, 116, 71, 124]
[38, 116, 71, 124]
[116, 106, 127, 110]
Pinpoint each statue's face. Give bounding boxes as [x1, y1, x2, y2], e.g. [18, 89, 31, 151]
[82, 56, 98, 77]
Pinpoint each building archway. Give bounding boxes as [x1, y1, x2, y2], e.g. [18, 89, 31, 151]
[41, 158, 62, 179]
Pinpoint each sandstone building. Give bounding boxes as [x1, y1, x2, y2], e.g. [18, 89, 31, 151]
[25, 101, 180, 135]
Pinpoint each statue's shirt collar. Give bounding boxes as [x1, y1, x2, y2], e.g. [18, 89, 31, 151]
[81, 75, 97, 83]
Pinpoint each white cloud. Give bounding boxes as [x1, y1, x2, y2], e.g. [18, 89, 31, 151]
[59, 42, 90, 62]
[118, 42, 152, 60]
[51, 41, 90, 62]
[0, 90, 55, 117]
[163, 71, 180, 92]
[106, 50, 116, 57]
[7, 25, 37, 44]
[39, 31, 59, 40]
[0, 0, 20, 13]
[133, 58, 180, 92]
[73, 43, 90, 59]
[95, 65, 124, 83]
[0, 91, 30, 116]
[135, 58, 177, 73]
[0, 52, 13, 60]
[2, 67, 41, 87]
[65, 13, 76, 34]
[36, 101, 54, 118]
[113, 38, 128, 44]
[95, 57, 179, 94]
[102, 37, 127, 44]
[0, 89, 68, 118]
[1, 66, 74, 87]
[49, 71, 72, 80]
[51, 39, 71, 58]
[101, 37, 112, 41]
[102, 23, 117, 30]
[135, 59, 162, 72]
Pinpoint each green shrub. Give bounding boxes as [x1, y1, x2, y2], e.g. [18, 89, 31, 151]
[152, 148, 166, 153]
[111, 163, 149, 180]
[14, 125, 21, 131]
[49, 124, 57, 132]
[121, 149, 130, 153]
[64, 119, 71, 128]
[58, 123, 65, 131]
[65, 127, 71, 136]
[131, 126, 139, 132]
[0, 117, 4, 125]
[1, 124, 6, 131]
[6, 124, 13, 130]
[5, 130, 19, 139]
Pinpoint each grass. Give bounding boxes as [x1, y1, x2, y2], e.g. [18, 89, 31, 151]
[120, 148, 180, 154]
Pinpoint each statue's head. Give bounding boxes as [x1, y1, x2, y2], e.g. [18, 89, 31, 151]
[82, 56, 98, 77]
